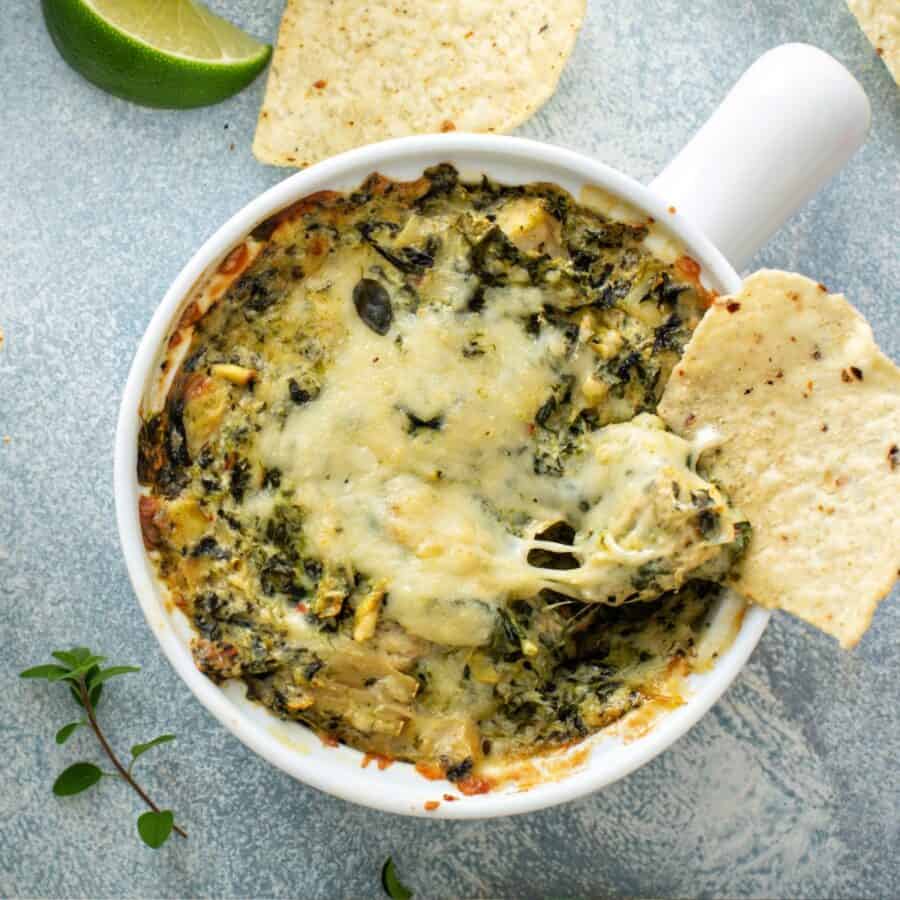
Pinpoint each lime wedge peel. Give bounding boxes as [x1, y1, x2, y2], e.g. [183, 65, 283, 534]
[41, 0, 272, 109]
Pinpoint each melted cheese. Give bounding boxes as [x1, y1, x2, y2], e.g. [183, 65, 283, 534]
[258, 251, 568, 644]
[258, 254, 737, 646]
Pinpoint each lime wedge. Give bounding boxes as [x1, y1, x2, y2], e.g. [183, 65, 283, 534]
[41, 0, 271, 108]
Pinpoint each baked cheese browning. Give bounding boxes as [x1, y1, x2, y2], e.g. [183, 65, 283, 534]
[138, 165, 748, 778]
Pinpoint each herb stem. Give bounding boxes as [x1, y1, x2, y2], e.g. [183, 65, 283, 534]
[77, 677, 187, 839]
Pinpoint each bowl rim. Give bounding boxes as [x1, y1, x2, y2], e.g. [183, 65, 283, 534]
[114, 132, 770, 818]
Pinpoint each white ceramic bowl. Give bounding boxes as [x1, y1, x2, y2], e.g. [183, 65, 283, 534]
[114, 45, 869, 817]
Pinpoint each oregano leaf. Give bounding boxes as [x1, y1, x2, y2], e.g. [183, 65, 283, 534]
[381, 857, 413, 900]
[137, 810, 174, 849]
[89, 681, 103, 708]
[88, 665, 141, 688]
[53, 647, 92, 668]
[20, 664, 70, 681]
[55, 722, 83, 745]
[69, 679, 104, 709]
[130, 734, 176, 763]
[53, 762, 103, 796]
[51, 651, 79, 668]
[61, 656, 107, 682]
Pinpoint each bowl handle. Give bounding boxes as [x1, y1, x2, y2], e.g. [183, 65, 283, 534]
[650, 43, 870, 272]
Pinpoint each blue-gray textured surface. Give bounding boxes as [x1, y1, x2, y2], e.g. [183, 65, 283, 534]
[2, 1, 898, 897]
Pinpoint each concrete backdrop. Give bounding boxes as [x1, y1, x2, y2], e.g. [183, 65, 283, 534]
[2, 1, 898, 897]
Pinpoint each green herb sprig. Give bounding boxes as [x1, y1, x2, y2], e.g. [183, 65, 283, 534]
[20, 647, 185, 849]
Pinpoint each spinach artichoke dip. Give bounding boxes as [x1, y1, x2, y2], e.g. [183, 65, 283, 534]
[138, 165, 750, 789]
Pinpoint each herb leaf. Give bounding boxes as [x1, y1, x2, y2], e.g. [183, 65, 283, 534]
[53, 762, 103, 796]
[52, 648, 90, 667]
[69, 679, 103, 709]
[137, 810, 174, 849]
[89, 681, 103, 708]
[20, 664, 70, 681]
[381, 857, 413, 900]
[55, 722, 83, 745]
[60, 656, 107, 682]
[88, 665, 141, 688]
[130, 734, 176, 764]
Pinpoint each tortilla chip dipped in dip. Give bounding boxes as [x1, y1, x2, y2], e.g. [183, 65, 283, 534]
[659, 270, 900, 647]
[253, 0, 586, 167]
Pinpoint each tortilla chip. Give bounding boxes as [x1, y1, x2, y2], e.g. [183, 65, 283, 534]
[848, 0, 900, 83]
[658, 270, 900, 647]
[253, 0, 586, 167]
